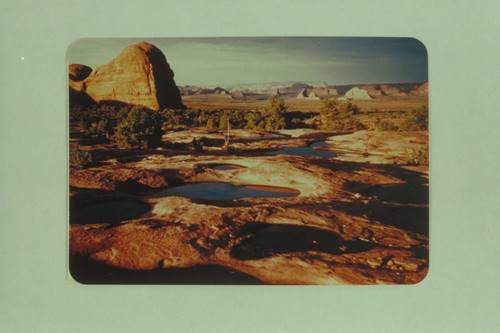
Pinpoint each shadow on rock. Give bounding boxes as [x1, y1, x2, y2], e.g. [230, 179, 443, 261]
[69, 255, 264, 285]
[359, 183, 429, 205]
[368, 204, 429, 236]
[230, 222, 374, 260]
[70, 198, 151, 225]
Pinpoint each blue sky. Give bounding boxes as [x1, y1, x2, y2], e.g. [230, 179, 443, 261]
[68, 37, 427, 87]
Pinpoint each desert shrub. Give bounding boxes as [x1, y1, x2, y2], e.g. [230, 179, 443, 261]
[374, 115, 398, 131]
[399, 104, 428, 131]
[262, 96, 287, 131]
[319, 99, 364, 131]
[206, 118, 214, 129]
[403, 146, 429, 165]
[85, 118, 114, 138]
[161, 109, 183, 129]
[244, 112, 265, 130]
[70, 149, 92, 169]
[114, 107, 165, 148]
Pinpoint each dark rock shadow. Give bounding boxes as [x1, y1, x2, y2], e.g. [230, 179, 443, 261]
[69, 255, 263, 285]
[70, 198, 151, 225]
[230, 222, 373, 260]
[359, 183, 429, 205]
[368, 203, 429, 236]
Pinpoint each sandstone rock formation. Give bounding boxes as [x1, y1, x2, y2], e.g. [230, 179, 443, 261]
[69, 64, 92, 82]
[380, 84, 406, 97]
[312, 87, 339, 99]
[68, 64, 95, 106]
[297, 89, 320, 99]
[69, 41, 184, 110]
[359, 84, 380, 96]
[344, 87, 372, 100]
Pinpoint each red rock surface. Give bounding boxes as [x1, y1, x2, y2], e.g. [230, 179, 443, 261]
[69, 130, 429, 285]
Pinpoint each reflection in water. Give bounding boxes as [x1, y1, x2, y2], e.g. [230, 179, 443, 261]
[265, 141, 338, 158]
[149, 182, 299, 200]
[210, 164, 246, 171]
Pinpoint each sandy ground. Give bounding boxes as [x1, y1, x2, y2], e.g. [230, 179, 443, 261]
[69, 129, 429, 285]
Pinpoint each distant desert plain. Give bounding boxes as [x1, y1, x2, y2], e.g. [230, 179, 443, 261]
[69, 40, 429, 284]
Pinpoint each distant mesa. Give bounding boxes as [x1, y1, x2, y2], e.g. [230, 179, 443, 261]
[178, 81, 426, 101]
[379, 84, 406, 97]
[410, 82, 428, 95]
[343, 87, 373, 100]
[69, 41, 184, 110]
[179, 86, 231, 97]
[296, 88, 320, 100]
[231, 89, 245, 99]
[291, 82, 313, 90]
[312, 87, 339, 99]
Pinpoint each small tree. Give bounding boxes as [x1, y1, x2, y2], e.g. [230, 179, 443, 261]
[263, 96, 287, 131]
[244, 112, 265, 130]
[114, 107, 165, 148]
[319, 99, 364, 131]
[219, 112, 230, 130]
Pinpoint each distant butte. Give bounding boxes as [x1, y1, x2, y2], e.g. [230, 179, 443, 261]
[69, 41, 184, 110]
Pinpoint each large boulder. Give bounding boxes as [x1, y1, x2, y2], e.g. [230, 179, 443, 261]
[70, 41, 184, 110]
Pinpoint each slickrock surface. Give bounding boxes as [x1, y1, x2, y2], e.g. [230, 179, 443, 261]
[69, 130, 429, 285]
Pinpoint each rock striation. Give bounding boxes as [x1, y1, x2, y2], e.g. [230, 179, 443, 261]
[69, 41, 184, 110]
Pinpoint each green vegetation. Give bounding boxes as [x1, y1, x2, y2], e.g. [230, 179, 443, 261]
[374, 114, 398, 131]
[71, 97, 438, 151]
[244, 112, 265, 130]
[69, 149, 92, 169]
[403, 146, 429, 165]
[262, 97, 287, 131]
[398, 104, 428, 131]
[113, 107, 165, 148]
[319, 99, 364, 131]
